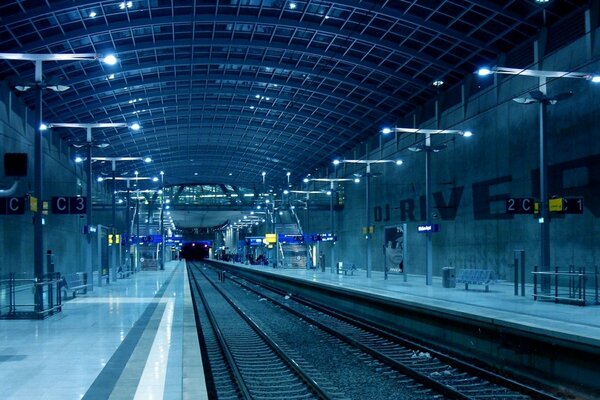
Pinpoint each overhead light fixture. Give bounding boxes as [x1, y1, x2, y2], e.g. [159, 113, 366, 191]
[107, 74, 115, 80]
[354, 178, 360, 183]
[462, 131, 473, 137]
[477, 67, 492, 76]
[332, 159, 340, 165]
[89, 11, 97, 18]
[289, 2, 297, 9]
[381, 127, 392, 134]
[130, 123, 141, 131]
[47, 84, 70, 92]
[152, 177, 159, 182]
[591, 76, 600, 83]
[261, 171, 266, 176]
[432, 80, 444, 87]
[75, 156, 83, 163]
[39, 123, 48, 131]
[144, 157, 152, 163]
[395, 160, 403, 165]
[102, 54, 118, 65]
[97, 177, 104, 182]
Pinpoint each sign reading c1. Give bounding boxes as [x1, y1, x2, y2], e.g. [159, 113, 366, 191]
[51, 196, 87, 214]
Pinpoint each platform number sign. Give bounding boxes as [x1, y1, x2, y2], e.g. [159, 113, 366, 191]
[506, 198, 535, 214]
[0, 197, 25, 215]
[51, 196, 87, 214]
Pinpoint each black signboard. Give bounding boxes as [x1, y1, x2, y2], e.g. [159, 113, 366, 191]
[506, 198, 535, 214]
[51, 196, 87, 214]
[0, 197, 25, 214]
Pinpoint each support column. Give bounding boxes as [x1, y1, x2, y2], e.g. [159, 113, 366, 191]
[366, 165, 372, 278]
[33, 71, 44, 312]
[425, 134, 433, 285]
[85, 134, 93, 290]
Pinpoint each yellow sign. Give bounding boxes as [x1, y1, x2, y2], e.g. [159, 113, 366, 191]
[115, 234, 121, 244]
[362, 226, 374, 234]
[549, 198, 564, 212]
[29, 196, 38, 212]
[108, 234, 114, 245]
[265, 233, 277, 244]
[535, 202, 540, 214]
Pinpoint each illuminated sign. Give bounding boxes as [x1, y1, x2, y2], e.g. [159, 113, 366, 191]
[264, 233, 277, 244]
[246, 237, 264, 246]
[417, 224, 440, 233]
[278, 234, 304, 244]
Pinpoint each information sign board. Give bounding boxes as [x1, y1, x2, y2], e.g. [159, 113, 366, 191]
[506, 198, 535, 214]
[0, 197, 25, 215]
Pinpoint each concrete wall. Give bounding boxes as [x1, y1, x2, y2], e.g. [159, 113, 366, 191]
[0, 82, 107, 277]
[330, 26, 600, 281]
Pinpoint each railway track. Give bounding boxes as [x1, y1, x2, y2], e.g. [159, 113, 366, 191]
[189, 262, 561, 400]
[188, 263, 342, 399]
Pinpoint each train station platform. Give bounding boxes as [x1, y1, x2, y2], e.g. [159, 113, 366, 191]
[222, 262, 600, 344]
[208, 259, 600, 397]
[0, 260, 207, 400]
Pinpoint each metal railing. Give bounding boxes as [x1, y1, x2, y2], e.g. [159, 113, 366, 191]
[0, 272, 63, 319]
[532, 266, 599, 306]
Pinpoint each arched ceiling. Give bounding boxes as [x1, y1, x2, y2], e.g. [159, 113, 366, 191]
[0, 0, 589, 190]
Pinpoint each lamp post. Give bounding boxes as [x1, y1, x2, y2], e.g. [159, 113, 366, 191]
[48, 122, 131, 288]
[306, 177, 360, 274]
[160, 171, 165, 270]
[93, 156, 152, 281]
[0, 52, 112, 312]
[476, 66, 596, 291]
[332, 159, 402, 278]
[382, 127, 471, 285]
[97, 175, 151, 274]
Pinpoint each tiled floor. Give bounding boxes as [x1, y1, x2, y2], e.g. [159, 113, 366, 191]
[225, 262, 600, 344]
[0, 260, 207, 400]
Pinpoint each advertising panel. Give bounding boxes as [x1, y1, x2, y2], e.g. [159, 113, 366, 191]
[384, 224, 406, 276]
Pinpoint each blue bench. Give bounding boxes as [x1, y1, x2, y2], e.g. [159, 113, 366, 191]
[62, 273, 89, 299]
[456, 269, 496, 292]
[341, 263, 358, 276]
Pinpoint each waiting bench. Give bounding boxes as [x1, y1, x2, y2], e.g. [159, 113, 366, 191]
[62, 273, 89, 299]
[456, 269, 496, 292]
[340, 263, 358, 276]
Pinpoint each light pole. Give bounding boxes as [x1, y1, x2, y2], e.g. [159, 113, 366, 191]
[93, 156, 152, 280]
[332, 159, 403, 278]
[477, 66, 597, 291]
[97, 175, 152, 274]
[48, 122, 133, 288]
[0, 52, 113, 312]
[382, 127, 472, 285]
[306, 177, 360, 274]
[160, 171, 165, 270]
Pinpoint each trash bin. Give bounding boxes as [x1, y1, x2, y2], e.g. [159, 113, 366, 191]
[442, 267, 456, 288]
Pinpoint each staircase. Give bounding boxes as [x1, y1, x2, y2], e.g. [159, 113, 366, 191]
[274, 215, 307, 269]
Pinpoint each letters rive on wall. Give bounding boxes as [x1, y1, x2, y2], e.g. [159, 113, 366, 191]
[372, 154, 600, 222]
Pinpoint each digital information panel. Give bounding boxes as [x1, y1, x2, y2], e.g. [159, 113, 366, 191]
[246, 237, 264, 246]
